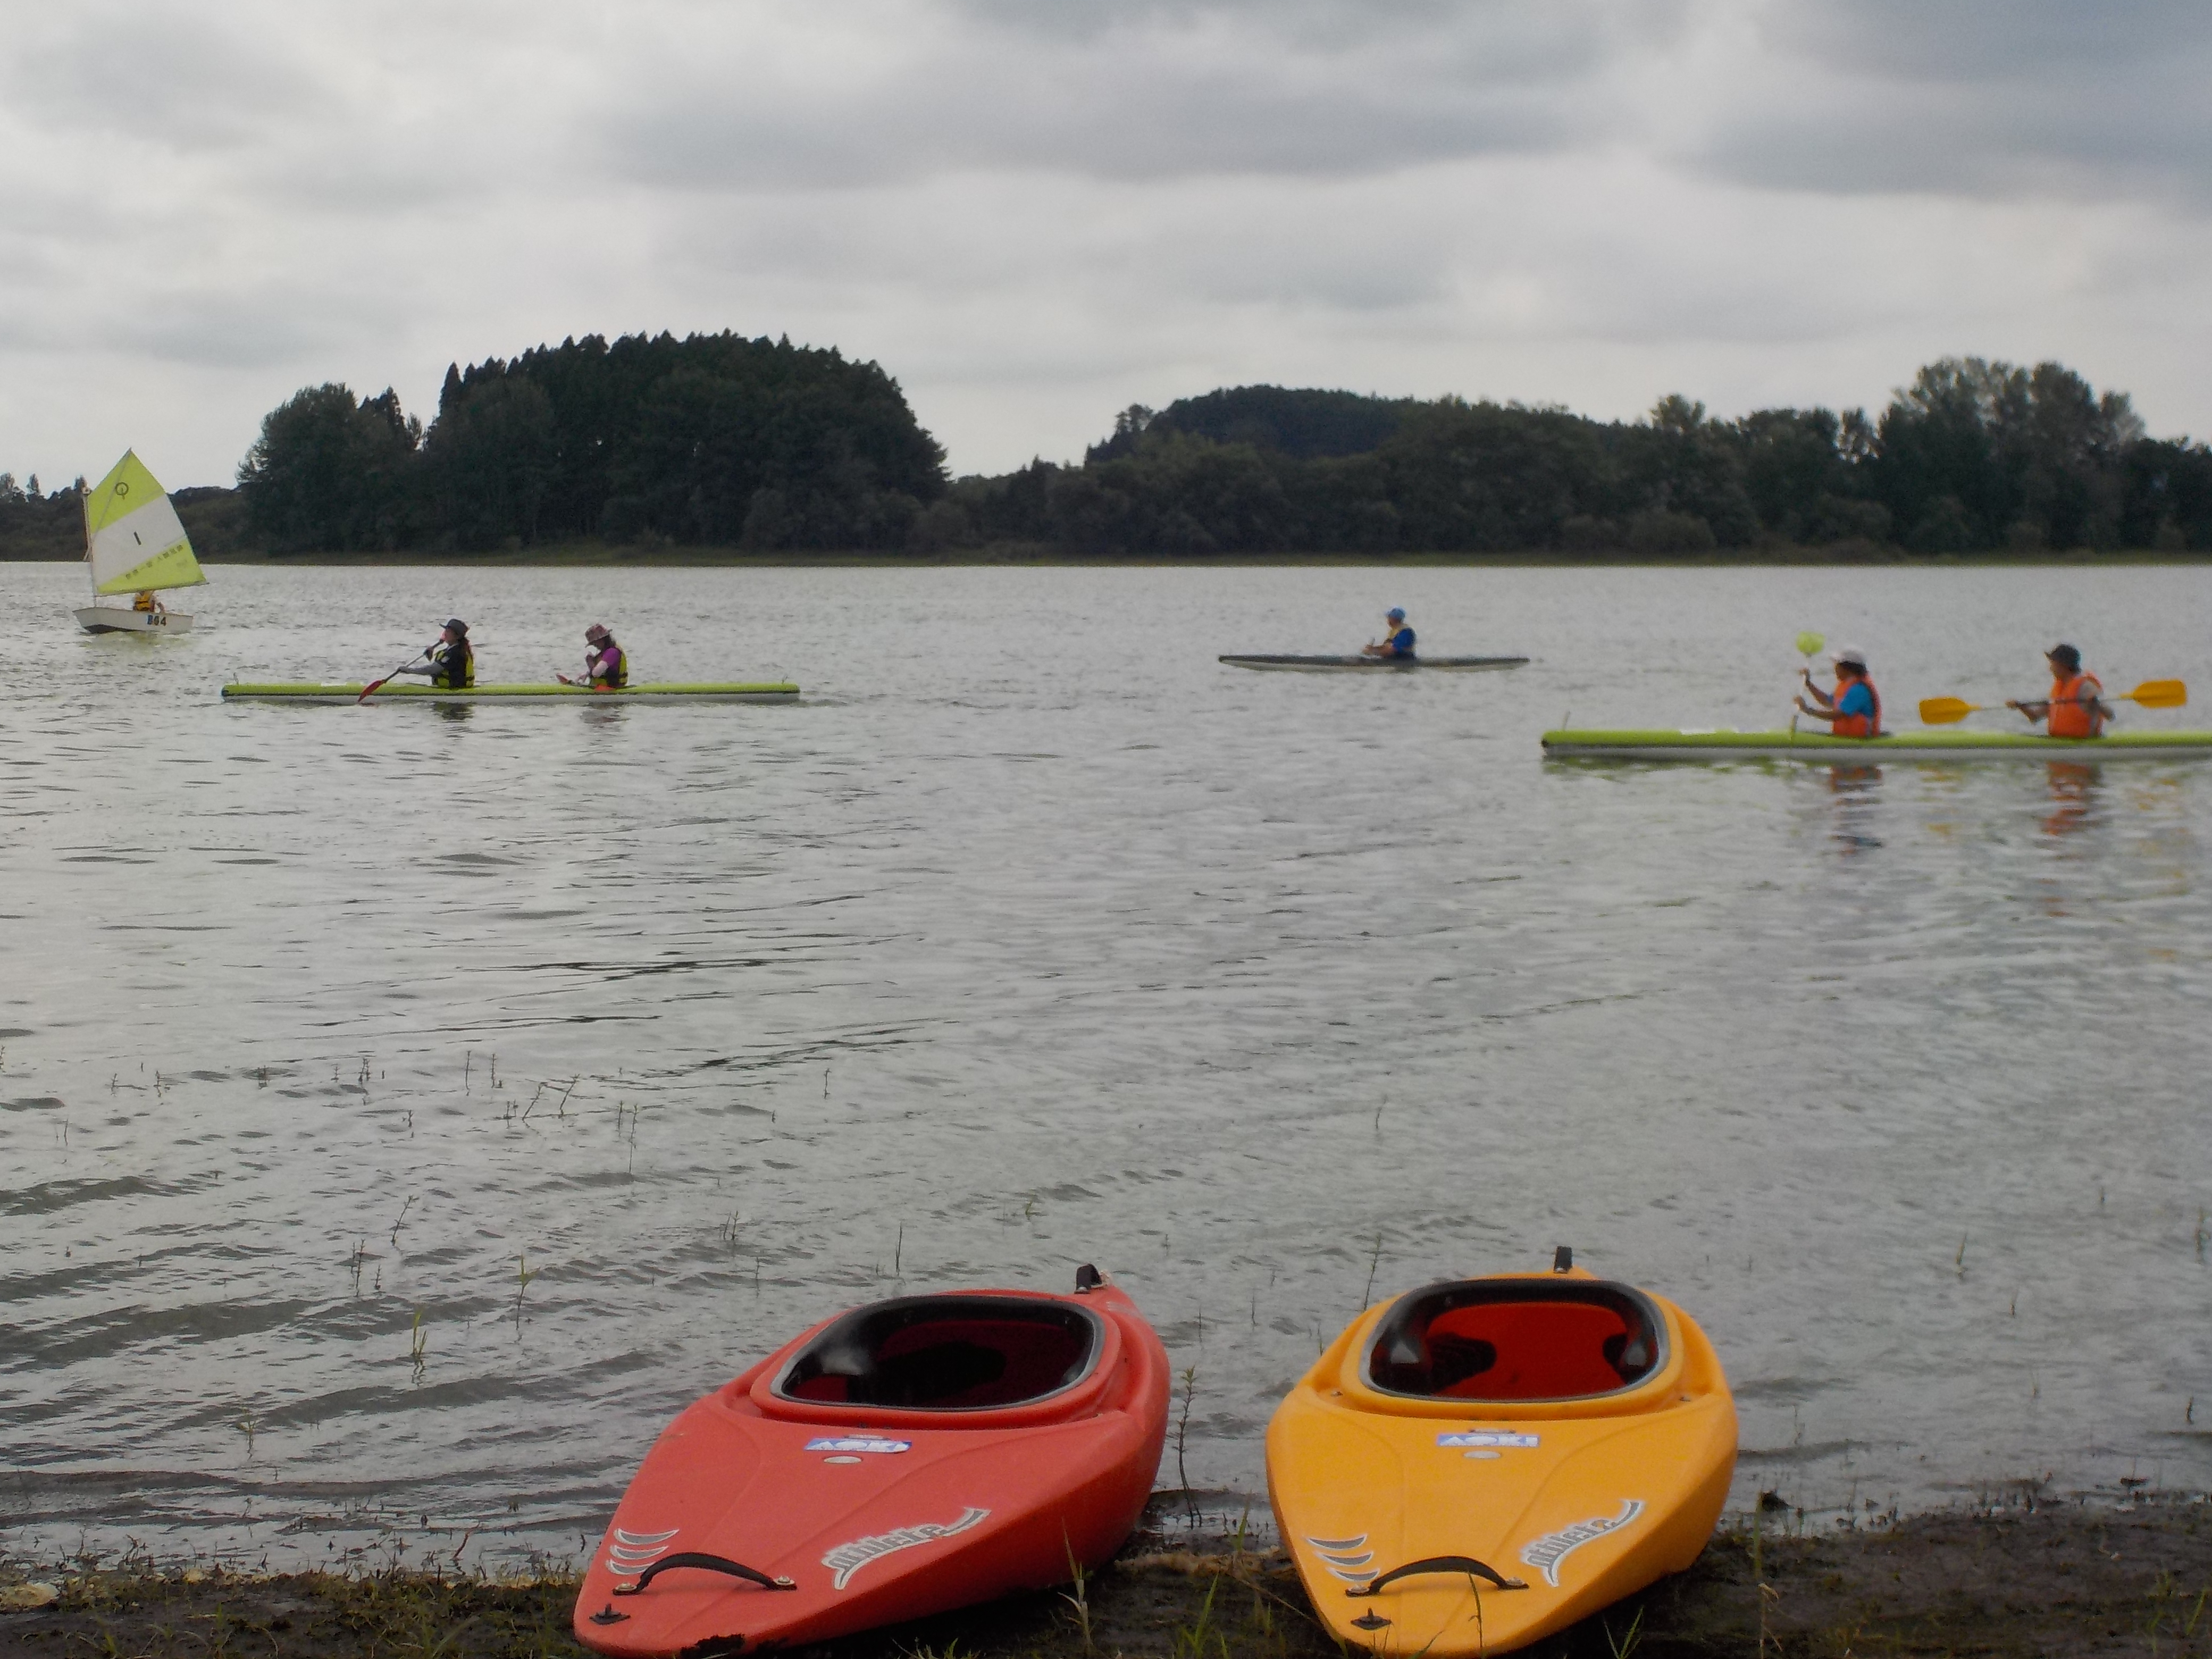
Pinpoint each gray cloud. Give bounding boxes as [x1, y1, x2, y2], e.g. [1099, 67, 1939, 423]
[0, 0, 2209, 487]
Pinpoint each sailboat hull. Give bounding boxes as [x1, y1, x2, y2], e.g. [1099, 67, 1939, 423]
[76, 607, 194, 635]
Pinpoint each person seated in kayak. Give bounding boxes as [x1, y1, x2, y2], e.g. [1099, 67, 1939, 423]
[394, 618, 475, 689]
[2008, 643, 2109, 738]
[1795, 645, 1882, 736]
[559, 623, 627, 690]
[1360, 608, 1415, 659]
[131, 590, 165, 617]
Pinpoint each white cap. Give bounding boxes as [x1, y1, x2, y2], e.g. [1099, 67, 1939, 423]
[1832, 644, 1867, 669]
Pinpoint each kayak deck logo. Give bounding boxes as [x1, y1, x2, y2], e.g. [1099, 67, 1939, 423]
[823, 1507, 990, 1589]
[605, 1526, 678, 1575]
[1518, 1500, 1644, 1587]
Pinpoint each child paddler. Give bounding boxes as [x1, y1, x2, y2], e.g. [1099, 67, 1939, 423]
[559, 623, 627, 690]
[1795, 644, 1882, 736]
[1359, 607, 1415, 659]
[393, 619, 475, 689]
[2009, 643, 2110, 738]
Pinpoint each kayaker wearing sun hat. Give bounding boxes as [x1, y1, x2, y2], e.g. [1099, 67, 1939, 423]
[2009, 644, 2109, 738]
[1360, 608, 1417, 660]
[1796, 644, 1881, 737]
[393, 619, 475, 689]
[559, 623, 627, 690]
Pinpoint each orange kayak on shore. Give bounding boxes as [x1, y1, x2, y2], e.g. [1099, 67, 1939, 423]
[575, 1268, 1168, 1658]
[1267, 1254, 1736, 1657]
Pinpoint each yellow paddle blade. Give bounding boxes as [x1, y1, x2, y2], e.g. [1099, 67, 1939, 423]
[2122, 678, 2186, 708]
[1918, 696, 1981, 725]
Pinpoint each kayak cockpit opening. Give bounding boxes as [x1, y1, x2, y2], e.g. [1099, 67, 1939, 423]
[1364, 1279, 1666, 1401]
[773, 1294, 1104, 1410]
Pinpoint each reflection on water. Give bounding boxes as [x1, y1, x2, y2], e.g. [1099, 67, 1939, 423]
[3, 561, 2211, 1572]
[1822, 764, 1884, 853]
[2042, 761, 2100, 839]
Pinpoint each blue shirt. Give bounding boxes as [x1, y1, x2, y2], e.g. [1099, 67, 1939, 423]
[1837, 682, 1874, 718]
[1387, 627, 1415, 657]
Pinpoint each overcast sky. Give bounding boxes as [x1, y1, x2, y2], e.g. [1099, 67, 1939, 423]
[4, 0, 2209, 488]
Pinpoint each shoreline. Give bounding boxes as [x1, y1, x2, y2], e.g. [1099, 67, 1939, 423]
[11, 546, 2212, 569]
[4, 1492, 2205, 1657]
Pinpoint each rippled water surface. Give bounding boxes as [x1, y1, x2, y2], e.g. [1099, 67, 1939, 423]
[4, 560, 2209, 1570]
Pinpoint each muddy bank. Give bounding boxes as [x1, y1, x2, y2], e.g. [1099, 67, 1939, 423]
[3, 1496, 2207, 1658]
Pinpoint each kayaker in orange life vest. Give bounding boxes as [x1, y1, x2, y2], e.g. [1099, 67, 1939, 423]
[1795, 644, 1882, 737]
[2009, 643, 2110, 738]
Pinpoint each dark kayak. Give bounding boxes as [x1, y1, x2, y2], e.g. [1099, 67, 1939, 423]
[1220, 655, 1529, 673]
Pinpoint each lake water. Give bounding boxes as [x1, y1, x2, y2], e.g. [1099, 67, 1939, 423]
[3, 560, 2209, 1573]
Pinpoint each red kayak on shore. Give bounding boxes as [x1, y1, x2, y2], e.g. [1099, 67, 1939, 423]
[574, 1267, 1169, 1658]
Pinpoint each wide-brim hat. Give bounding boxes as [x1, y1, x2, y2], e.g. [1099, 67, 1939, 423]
[586, 623, 611, 642]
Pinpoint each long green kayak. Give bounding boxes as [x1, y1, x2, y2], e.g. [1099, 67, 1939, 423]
[222, 682, 799, 703]
[1543, 728, 2212, 760]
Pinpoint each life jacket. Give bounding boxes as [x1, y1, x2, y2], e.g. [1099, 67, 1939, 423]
[1831, 676, 1881, 739]
[590, 643, 627, 689]
[133, 591, 157, 612]
[431, 640, 475, 689]
[2048, 672, 2101, 739]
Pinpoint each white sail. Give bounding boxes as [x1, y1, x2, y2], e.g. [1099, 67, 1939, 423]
[83, 450, 206, 596]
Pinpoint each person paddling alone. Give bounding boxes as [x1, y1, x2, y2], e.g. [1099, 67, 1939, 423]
[560, 623, 628, 690]
[1796, 645, 1882, 737]
[1361, 608, 1416, 660]
[2009, 643, 2110, 738]
[394, 618, 475, 690]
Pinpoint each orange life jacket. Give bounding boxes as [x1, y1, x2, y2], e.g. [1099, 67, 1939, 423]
[2048, 672, 2101, 739]
[1831, 676, 1881, 739]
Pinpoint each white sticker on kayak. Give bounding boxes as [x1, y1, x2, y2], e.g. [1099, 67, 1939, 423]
[806, 1436, 912, 1454]
[606, 1526, 678, 1573]
[1304, 1534, 1377, 1584]
[1518, 1500, 1645, 1587]
[823, 1507, 990, 1590]
[1437, 1431, 1539, 1449]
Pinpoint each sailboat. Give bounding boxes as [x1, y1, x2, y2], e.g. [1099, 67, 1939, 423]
[74, 450, 206, 634]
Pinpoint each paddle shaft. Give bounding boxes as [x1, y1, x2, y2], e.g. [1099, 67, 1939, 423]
[359, 651, 429, 702]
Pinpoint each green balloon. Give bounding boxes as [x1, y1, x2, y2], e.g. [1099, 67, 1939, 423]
[1796, 631, 1825, 657]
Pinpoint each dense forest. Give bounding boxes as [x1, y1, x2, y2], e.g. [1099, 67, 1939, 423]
[6, 348, 2212, 558]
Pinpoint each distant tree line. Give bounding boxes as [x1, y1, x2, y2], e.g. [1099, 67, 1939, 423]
[0, 472, 81, 559]
[8, 349, 2211, 559]
[233, 331, 948, 553]
[927, 359, 2212, 556]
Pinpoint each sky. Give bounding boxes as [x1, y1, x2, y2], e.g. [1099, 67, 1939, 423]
[3, 0, 2210, 489]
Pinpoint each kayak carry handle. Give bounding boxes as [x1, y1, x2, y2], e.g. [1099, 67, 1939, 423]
[1553, 1245, 1572, 1273]
[613, 1553, 798, 1596]
[1075, 1263, 1103, 1293]
[1346, 1556, 1528, 1596]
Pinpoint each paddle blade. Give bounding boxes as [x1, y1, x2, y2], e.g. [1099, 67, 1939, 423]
[1918, 696, 1979, 725]
[2123, 678, 2186, 708]
[357, 678, 389, 703]
[1796, 631, 1824, 658]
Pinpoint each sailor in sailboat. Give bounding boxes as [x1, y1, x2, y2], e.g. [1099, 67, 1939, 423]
[392, 619, 475, 689]
[74, 451, 208, 634]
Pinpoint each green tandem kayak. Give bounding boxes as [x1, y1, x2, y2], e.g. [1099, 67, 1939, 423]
[1543, 728, 2212, 761]
[222, 682, 799, 703]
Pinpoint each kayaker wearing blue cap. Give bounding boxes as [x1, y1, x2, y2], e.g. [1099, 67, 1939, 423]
[1795, 644, 1881, 737]
[393, 619, 475, 690]
[1360, 608, 1416, 660]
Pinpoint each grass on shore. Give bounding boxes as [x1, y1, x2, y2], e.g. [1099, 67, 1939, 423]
[3, 1495, 2207, 1659]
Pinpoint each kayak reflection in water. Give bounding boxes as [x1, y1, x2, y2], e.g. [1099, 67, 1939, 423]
[558, 622, 627, 690]
[2009, 643, 2110, 738]
[1796, 644, 1883, 736]
[392, 619, 475, 689]
[1359, 607, 1416, 659]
